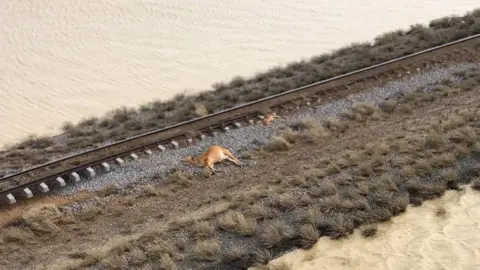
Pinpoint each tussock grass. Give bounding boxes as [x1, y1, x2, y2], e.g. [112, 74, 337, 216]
[323, 117, 348, 133]
[270, 193, 297, 211]
[380, 100, 397, 113]
[247, 204, 278, 220]
[431, 153, 457, 167]
[424, 132, 444, 149]
[449, 126, 478, 145]
[297, 223, 319, 249]
[190, 239, 220, 262]
[265, 136, 291, 152]
[316, 212, 355, 239]
[259, 218, 295, 248]
[193, 221, 215, 239]
[217, 210, 257, 236]
[97, 184, 119, 197]
[360, 225, 378, 238]
[308, 179, 338, 197]
[353, 102, 376, 116]
[1, 227, 35, 244]
[76, 205, 104, 221]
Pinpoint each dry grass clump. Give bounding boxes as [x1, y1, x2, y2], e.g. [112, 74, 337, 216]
[430, 153, 457, 167]
[265, 136, 291, 152]
[97, 184, 119, 197]
[1, 226, 36, 244]
[190, 239, 221, 262]
[323, 117, 348, 133]
[217, 210, 257, 236]
[308, 179, 338, 197]
[278, 128, 299, 144]
[289, 117, 319, 131]
[434, 206, 447, 217]
[303, 168, 327, 182]
[453, 144, 471, 157]
[424, 132, 444, 149]
[286, 175, 308, 187]
[413, 159, 433, 175]
[21, 204, 66, 234]
[259, 218, 295, 249]
[442, 115, 467, 131]
[449, 126, 478, 146]
[13, 135, 55, 150]
[316, 212, 355, 239]
[353, 102, 376, 116]
[247, 204, 278, 220]
[270, 193, 297, 211]
[76, 205, 104, 221]
[324, 162, 342, 175]
[192, 221, 215, 239]
[297, 223, 319, 249]
[360, 225, 378, 238]
[380, 100, 397, 113]
[141, 184, 173, 197]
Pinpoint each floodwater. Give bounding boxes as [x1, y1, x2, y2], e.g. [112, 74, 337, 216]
[265, 186, 480, 270]
[0, 0, 478, 148]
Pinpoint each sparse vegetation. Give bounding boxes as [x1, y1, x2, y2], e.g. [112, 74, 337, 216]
[190, 239, 221, 262]
[2, 8, 480, 177]
[265, 136, 291, 152]
[434, 206, 447, 217]
[361, 225, 378, 238]
[217, 210, 257, 236]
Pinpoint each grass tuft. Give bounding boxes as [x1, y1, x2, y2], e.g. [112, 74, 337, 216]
[361, 225, 378, 238]
[265, 136, 291, 152]
[190, 239, 220, 262]
[259, 219, 295, 248]
[217, 210, 257, 236]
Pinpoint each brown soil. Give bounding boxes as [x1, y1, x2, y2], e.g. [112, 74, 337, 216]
[1, 77, 479, 270]
[1, 9, 480, 177]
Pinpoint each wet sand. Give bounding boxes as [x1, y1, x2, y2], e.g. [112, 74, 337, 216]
[267, 186, 480, 270]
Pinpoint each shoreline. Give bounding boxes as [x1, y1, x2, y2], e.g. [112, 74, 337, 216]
[1, 8, 480, 177]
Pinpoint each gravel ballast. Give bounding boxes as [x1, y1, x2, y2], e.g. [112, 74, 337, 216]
[53, 61, 480, 196]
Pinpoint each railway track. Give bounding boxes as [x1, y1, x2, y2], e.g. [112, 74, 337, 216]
[1, 34, 480, 206]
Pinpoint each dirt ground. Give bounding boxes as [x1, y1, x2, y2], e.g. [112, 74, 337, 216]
[0, 80, 479, 270]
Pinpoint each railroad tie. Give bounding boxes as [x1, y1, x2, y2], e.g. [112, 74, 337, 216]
[38, 182, 49, 193]
[20, 188, 33, 198]
[2, 193, 16, 205]
[101, 162, 111, 172]
[69, 172, 81, 182]
[115, 158, 125, 166]
[55, 177, 66, 187]
[85, 167, 96, 178]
